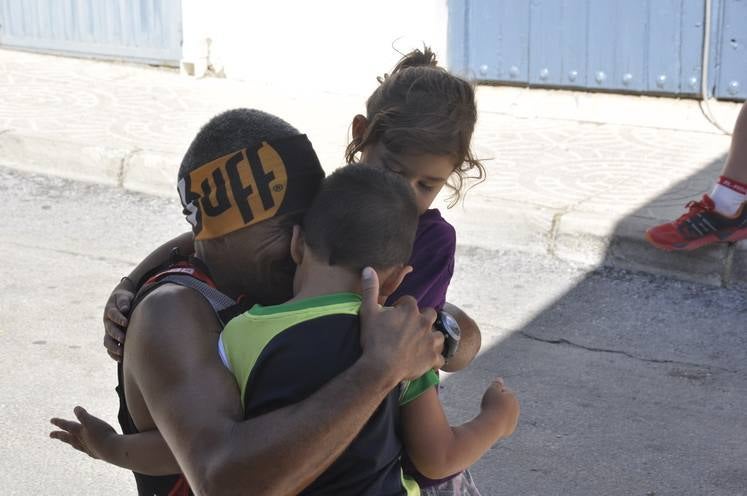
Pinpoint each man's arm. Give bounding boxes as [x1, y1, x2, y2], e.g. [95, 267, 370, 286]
[441, 302, 481, 372]
[127, 267, 444, 496]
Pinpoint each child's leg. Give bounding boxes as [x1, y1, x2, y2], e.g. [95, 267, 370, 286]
[646, 102, 747, 251]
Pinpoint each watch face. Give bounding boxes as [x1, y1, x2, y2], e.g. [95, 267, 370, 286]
[440, 311, 459, 335]
[437, 311, 461, 361]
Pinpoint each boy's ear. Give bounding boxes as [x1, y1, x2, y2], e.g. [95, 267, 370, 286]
[290, 225, 305, 265]
[378, 265, 413, 302]
[351, 114, 368, 141]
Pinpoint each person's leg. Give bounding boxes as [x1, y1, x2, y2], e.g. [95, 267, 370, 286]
[646, 102, 747, 251]
[707, 103, 747, 216]
[722, 103, 747, 183]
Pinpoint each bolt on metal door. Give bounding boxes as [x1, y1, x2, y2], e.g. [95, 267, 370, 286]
[448, 0, 745, 100]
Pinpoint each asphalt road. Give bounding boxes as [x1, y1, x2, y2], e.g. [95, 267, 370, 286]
[1, 167, 745, 496]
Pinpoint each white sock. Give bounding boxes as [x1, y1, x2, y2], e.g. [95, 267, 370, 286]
[710, 183, 746, 216]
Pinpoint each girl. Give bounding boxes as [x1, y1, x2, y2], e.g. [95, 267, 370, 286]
[349, 48, 489, 495]
[56, 48, 504, 496]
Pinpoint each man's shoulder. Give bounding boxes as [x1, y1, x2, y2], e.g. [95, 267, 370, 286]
[135, 282, 208, 315]
[130, 283, 222, 340]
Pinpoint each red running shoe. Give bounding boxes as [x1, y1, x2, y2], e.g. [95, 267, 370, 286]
[645, 195, 747, 251]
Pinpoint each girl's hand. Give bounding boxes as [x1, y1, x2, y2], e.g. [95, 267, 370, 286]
[103, 279, 135, 362]
[49, 407, 118, 461]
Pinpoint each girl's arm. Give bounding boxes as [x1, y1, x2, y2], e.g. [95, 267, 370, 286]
[104, 231, 195, 361]
[400, 378, 519, 479]
[50, 407, 180, 476]
[441, 302, 481, 372]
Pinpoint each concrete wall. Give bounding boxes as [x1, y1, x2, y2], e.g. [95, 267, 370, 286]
[181, 0, 449, 98]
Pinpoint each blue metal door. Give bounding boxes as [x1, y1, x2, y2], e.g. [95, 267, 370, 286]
[448, 0, 746, 100]
[712, 0, 747, 99]
[0, 0, 182, 66]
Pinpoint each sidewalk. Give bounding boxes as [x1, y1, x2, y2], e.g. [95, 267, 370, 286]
[1, 48, 744, 287]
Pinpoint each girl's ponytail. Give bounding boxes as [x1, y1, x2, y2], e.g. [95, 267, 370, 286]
[390, 46, 438, 73]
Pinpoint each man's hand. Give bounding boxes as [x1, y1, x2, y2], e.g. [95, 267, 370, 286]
[49, 407, 118, 461]
[103, 279, 136, 362]
[358, 267, 444, 383]
[480, 378, 520, 437]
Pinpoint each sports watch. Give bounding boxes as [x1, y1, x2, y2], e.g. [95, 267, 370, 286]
[434, 310, 461, 362]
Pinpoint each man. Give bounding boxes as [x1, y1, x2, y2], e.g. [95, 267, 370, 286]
[52, 109, 444, 495]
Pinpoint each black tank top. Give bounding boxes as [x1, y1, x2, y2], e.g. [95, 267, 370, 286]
[116, 257, 248, 496]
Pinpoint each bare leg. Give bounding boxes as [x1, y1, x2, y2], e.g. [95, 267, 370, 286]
[646, 102, 747, 251]
[722, 102, 747, 183]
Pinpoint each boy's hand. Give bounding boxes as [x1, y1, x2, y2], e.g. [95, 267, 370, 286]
[480, 378, 520, 437]
[49, 407, 118, 461]
[103, 279, 136, 362]
[359, 267, 445, 383]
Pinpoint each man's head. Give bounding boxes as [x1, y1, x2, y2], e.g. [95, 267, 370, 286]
[177, 108, 324, 303]
[290, 165, 419, 297]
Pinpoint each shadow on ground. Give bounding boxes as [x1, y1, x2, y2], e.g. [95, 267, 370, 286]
[443, 156, 747, 495]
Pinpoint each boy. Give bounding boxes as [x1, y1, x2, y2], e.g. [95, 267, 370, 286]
[219, 165, 519, 495]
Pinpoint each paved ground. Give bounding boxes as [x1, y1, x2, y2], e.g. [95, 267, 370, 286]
[2, 168, 746, 495]
[0, 48, 746, 287]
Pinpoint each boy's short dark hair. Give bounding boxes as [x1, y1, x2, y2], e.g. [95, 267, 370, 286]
[303, 165, 418, 271]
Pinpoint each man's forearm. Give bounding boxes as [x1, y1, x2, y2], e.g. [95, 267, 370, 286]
[205, 356, 400, 496]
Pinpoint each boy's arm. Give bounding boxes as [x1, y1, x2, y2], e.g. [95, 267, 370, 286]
[50, 407, 179, 476]
[401, 378, 519, 479]
[103, 231, 194, 361]
[441, 302, 481, 372]
[101, 430, 179, 475]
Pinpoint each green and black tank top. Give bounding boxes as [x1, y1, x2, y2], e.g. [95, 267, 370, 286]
[219, 292, 438, 496]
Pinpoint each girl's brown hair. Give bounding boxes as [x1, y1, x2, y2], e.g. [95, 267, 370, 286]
[345, 47, 484, 206]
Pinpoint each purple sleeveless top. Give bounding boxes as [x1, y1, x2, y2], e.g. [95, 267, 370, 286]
[385, 209, 455, 311]
[385, 209, 461, 487]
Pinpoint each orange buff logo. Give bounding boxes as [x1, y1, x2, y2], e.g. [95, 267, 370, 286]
[178, 134, 324, 240]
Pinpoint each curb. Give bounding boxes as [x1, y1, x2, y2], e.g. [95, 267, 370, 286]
[0, 131, 179, 197]
[3, 130, 745, 289]
[442, 202, 747, 288]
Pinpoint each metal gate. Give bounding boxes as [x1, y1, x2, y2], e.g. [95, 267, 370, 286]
[448, 0, 746, 100]
[0, 0, 182, 66]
